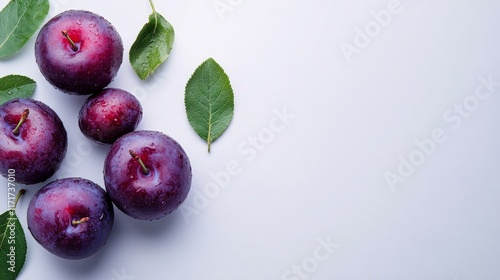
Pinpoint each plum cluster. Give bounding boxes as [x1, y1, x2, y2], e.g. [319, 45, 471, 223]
[0, 10, 192, 260]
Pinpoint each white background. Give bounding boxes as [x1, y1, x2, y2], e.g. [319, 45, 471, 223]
[1, 0, 500, 279]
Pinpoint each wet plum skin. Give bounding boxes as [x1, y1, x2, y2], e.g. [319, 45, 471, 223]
[104, 131, 192, 221]
[27, 177, 114, 260]
[79, 88, 143, 144]
[0, 98, 67, 185]
[35, 10, 123, 95]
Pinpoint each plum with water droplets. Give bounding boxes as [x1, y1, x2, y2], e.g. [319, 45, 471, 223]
[0, 98, 67, 185]
[27, 177, 114, 259]
[35, 10, 123, 95]
[79, 88, 143, 144]
[104, 130, 192, 220]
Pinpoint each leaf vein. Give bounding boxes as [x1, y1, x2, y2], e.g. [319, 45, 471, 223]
[0, 7, 28, 50]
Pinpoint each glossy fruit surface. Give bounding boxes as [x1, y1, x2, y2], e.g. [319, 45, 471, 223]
[0, 98, 67, 185]
[27, 177, 114, 260]
[35, 10, 123, 95]
[79, 88, 143, 144]
[104, 130, 192, 220]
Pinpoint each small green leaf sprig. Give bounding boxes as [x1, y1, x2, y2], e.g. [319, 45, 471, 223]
[185, 58, 235, 152]
[130, 0, 175, 80]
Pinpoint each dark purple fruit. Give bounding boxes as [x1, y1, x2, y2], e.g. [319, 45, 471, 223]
[35, 10, 123, 95]
[104, 130, 192, 220]
[79, 88, 143, 144]
[0, 98, 67, 185]
[27, 177, 114, 260]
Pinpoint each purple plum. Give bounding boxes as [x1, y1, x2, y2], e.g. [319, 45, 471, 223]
[27, 177, 114, 260]
[0, 98, 67, 185]
[35, 10, 123, 95]
[104, 130, 192, 220]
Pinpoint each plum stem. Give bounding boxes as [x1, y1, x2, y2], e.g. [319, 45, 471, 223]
[61, 31, 78, 51]
[13, 109, 29, 136]
[129, 150, 150, 175]
[72, 217, 90, 226]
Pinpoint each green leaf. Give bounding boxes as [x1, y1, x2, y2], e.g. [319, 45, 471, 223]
[185, 58, 234, 152]
[0, 75, 36, 105]
[0, 190, 27, 280]
[0, 0, 50, 59]
[129, 11, 175, 80]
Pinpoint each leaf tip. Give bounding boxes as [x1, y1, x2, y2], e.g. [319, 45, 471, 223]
[204, 57, 217, 65]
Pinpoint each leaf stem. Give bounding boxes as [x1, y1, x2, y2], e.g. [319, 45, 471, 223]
[148, 0, 159, 31]
[148, 0, 157, 14]
[129, 150, 150, 175]
[14, 189, 26, 209]
[13, 109, 29, 136]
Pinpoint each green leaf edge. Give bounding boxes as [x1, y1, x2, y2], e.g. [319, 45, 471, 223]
[0, 74, 36, 105]
[0, 0, 50, 59]
[129, 11, 175, 80]
[184, 58, 235, 152]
